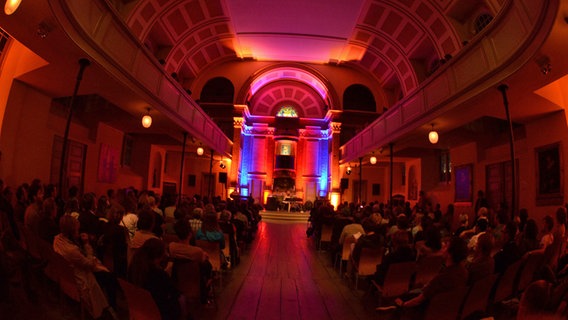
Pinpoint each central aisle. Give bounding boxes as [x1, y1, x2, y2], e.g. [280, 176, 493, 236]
[197, 220, 377, 320]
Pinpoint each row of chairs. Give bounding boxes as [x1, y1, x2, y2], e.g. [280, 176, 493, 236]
[19, 219, 228, 319]
[418, 276, 568, 320]
[369, 249, 558, 320]
[339, 241, 445, 291]
[125, 227, 251, 319]
[118, 258, 206, 320]
[17, 222, 87, 318]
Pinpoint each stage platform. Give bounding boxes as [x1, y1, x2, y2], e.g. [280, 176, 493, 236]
[260, 210, 310, 223]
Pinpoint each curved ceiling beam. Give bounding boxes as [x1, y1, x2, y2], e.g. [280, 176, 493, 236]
[123, 0, 462, 101]
[126, 0, 236, 80]
[340, 0, 559, 163]
[249, 81, 326, 118]
[49, 0, 233, 156]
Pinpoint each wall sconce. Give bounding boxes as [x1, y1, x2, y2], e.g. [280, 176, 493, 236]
[196, 146, 204, 156]
[346, 165, 352, 175]
[141, 107, 152, 128]
[536, 56, 552, 75]
[370, 155, 377, 165]
[4, 0, 22, 15]
[219, 161, 226, 169]
[428, 124, 439, 144]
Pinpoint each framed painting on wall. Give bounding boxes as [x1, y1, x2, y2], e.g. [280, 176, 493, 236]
[536, 142, 563, 206]
[454, 164, 473, 203]
[98, 144, 119, 183]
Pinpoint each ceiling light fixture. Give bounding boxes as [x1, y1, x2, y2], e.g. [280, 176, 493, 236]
[196, 146, 204, 156]
[370, 154, 377, 165]
[428, 124, 439, 144]
[141, 107, 152, 128]
[4, 0, 22, 15]
[346, 165, 352, 175]
[219, 161, 226, 169]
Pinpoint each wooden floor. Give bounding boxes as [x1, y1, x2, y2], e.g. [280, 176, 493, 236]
[0, 220, 378, 320]
[197, 220, 377, 320]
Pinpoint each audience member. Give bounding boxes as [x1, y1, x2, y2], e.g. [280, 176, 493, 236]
[219, 210, 239, 266]
[128, 238, 182, 320]
[37, 197, 59, 244]
[189, 208, 203, 235]
[517, 208, 529, 233]
[130, 208, 158, 250]
[494, 221, 521, 274]
[373, 230, 416, 286]
[120, 197, 138, 240]
[24, 183, 43, 235]
[553, 207, 566, 240]
[339, 216, 364, 245]
[466, 232, 495, 285]
[351, 218, 384, 265]
[540, 215, 554, 251]
[169, 219, 212, 304]
[99, 203, 129, 278]
[474, 190, 489, 220]
[390, 237, 468, 310]
[53, 215, 117, 319]
[465, 217, 489, 251]
[416, 225, 443, 260]
[518, 219, 540, 255]
[196, 212, 225, 250]
[78, 193, 102, 240]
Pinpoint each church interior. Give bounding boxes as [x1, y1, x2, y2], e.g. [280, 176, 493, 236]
[2, 0, 568, 318]
[0, 0, 568, 218]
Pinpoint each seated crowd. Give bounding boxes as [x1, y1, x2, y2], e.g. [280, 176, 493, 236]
[308, 194, 568, 319]
[0, 178, 260, 320]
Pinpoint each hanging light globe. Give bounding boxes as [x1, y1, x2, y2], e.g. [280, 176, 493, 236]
[4, 0, 22, 15]
[428, 130, 439, 144]
[141, 107, 152, 128]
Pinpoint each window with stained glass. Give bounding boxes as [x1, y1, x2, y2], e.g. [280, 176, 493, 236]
[276, 105, 298, 117]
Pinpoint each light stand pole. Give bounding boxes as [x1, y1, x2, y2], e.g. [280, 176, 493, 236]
[389, 143, 394, 206]
[208, 149, 214, 200]
[358, 157, 363, 204]
[59, 58, 90, 195]
[178, 132, 187, 205]
[498, 84, 516, 219]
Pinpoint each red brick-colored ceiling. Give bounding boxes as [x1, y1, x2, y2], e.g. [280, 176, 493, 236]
[125, 0, 463, 95]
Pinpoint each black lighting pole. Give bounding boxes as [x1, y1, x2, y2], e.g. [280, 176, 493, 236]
[389, 143, 394, 205]
[498, 84, 516, 219]
[178, 132, 187, 205]
[358, 157, 363, 204]
[208, 149, 214, 200]
[59, 58, 90, 195]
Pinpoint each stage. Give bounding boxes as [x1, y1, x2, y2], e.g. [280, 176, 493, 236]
[260, 210, 310, 223]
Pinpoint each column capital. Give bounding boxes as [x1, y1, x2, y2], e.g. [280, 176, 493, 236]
[331, 122, 342, 133]
[233, 117, 244, 128]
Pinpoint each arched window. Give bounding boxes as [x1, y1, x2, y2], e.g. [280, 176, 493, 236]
[200, 77, 234, 103]
[276, 105, 298, 117]
[343, 84, 376, 112]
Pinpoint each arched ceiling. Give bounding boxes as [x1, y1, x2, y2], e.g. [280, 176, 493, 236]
[122, 0, 468, 96]
[249, 80, 327, 118]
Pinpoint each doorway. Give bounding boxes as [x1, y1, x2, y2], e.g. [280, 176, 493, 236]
[50, 135, 86, 198]
[352, 180, 368, 204]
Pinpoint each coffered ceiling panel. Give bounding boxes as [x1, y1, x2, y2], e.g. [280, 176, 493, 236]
[123, 0, 465, 96]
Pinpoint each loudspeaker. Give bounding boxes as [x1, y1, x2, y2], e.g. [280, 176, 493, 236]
[266, 196, 278, 211]
[187, 174, 196, 187]
[340, 178, 349, 189]
[219, 172, 227, 183]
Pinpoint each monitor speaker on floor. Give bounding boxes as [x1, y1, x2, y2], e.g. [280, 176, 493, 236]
[340, 178, 349, 189]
